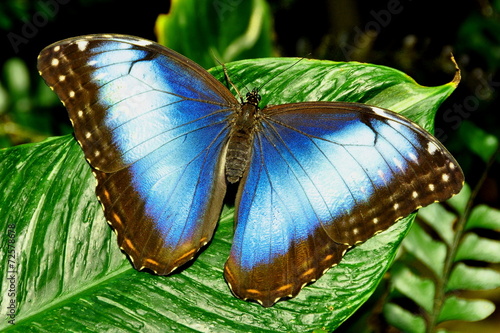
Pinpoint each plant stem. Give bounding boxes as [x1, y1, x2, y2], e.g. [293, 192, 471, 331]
[427, 147, 500, 332]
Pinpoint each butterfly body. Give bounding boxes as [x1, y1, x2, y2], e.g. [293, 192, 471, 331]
[38, 34, 464, 307]
[226, 91, 261, 183]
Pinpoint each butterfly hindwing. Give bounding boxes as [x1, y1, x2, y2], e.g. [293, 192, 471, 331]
[38, 35, 237, 274]
[225, 102, 464, 306]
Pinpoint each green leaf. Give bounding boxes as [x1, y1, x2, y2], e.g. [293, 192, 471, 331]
[1, 58, 457, 331]
[447, 263, 500, 291]
[457, 12, 500, 71]
[210, 58, 458, 132]
[0, 135, 412, 332]
[466, 204, 500, 231]
[3, 58, 30, 98]
[447, 183, 471, 216]
[383, 303, 426, 333]
[458, 121, 499, 162]
[156, 0, 273, 69]
[417, 203, 457, 246]
[437, 296, 495, 323]
[455, 233, 500, 263]
[391, 264, 434, 312]
[402, 222, 447, 277]
[0, 81, 7, 114]
[387, 184, 500, 332]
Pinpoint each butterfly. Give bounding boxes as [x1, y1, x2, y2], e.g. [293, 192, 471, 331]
[37, 34, 464, 307]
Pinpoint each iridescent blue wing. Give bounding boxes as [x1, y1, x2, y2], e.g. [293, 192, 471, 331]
[38, 35, 236, 274]
[225, 102, 464, 307]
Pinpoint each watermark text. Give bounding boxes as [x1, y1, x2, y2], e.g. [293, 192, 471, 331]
[5, 223, 17, 325]
[7, 0, 71, 54]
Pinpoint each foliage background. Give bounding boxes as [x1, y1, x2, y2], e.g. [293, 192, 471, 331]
[0, 0, 499, 332]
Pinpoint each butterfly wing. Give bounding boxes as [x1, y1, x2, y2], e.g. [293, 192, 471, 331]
[225, 102, 464, 307]
[38, 35, 237, 274]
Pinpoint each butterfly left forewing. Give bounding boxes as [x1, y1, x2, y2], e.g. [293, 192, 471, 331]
[38, 35, 237, 275]
[225, 102, 463, 306]
[37, 34, 236, 173]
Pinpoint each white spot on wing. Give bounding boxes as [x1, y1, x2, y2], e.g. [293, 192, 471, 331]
[54, 46, 60, 52]
[393, 203, 399, 210]
[353, 228, 359, 235]
[412, 191, 418, 198]
[371, 106, 386, 116]
[134, 39, 153, 47]
[442, 174, 450, 182]
[429, 183, 435, 191]
[51, 58, 59, 66]
[59, 75, 65, 82]
[77, 40, 89, 51]
[373, 218, 379, 224]
[449, 162, 456, 170]
[427, 141, 438, 155]
[69, 91, 75, 98]
[393, 157, 403, 170]
[409, 152, 418, 162]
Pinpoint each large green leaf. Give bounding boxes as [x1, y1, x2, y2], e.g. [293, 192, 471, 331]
[156, 0, 273, 68]
[0, 58, 457, 331]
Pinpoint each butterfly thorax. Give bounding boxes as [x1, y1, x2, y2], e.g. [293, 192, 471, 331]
[225, 90, 261, 183]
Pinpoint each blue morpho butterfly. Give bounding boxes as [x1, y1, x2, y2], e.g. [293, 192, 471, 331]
[38, 34, 464, 307]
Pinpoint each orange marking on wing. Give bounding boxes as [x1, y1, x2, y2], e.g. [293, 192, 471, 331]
[145, 258, 160, 266]
[276, 284, 293, 293]
[100, 189, 111, 202]
[111, 212, 123, 227]
[322, 254, 334, 263]
[300, 268, 315, 278]
[177, 248, 196, 262]
[123, 238, 137, 253]
[245, 289, 262, 297]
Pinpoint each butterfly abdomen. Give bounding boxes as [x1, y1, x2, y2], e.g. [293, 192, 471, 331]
[226, 130, 253, 183]
[226, 101, 260, 183]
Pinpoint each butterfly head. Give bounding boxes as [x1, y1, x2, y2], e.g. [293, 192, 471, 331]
[245, 88, 261, 107]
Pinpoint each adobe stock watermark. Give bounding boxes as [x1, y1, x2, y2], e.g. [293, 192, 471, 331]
[7, 0, 71, 54]
[341, 0, 412, 60]
[435, 72, 500, 142]
[5, 223, 17, 325]
[213, 0, 243, 21]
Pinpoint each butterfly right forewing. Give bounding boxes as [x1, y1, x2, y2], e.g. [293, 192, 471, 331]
[225, 101, 463, 307]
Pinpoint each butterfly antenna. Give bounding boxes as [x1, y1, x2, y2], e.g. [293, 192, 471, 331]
[256, 57, 306, 93]
[222, 63, 245, 102]
[212, 53, 246, 103]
